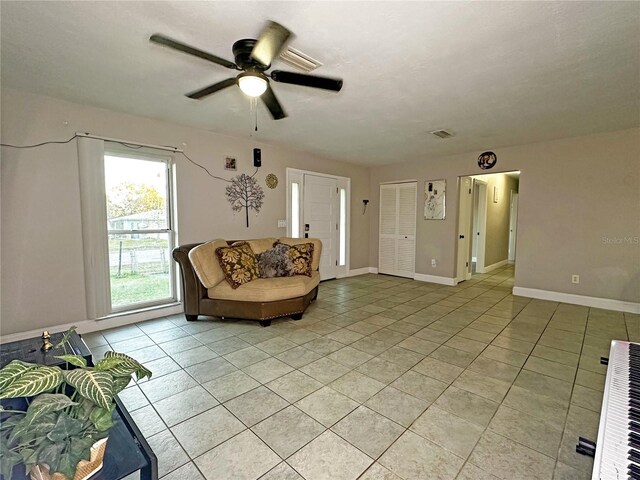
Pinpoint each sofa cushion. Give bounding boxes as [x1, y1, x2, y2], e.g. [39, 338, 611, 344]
[277, 237, 322, 271]
[215, 243, 260, 289]
[256, 244, 294, 278]
[188, 239, 229, 288]
[207, 271, 320, 302]
[284, 242, 314, 277]
[232, 238, 277, 254]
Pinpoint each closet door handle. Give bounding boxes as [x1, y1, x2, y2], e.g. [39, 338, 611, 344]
[459, 235, 465, 239]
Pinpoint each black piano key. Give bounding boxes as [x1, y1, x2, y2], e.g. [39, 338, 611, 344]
[629, 449, 640, 465]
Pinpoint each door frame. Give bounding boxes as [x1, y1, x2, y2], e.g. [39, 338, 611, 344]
[456, 176, 473, 283]
[509, 191, 519, 262]
[286, 168, 351, 278]
[472, 178, 488, 274]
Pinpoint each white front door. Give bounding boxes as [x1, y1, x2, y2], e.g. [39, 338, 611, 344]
[303, 174, 338, 280]
[457, 177, 472, 282]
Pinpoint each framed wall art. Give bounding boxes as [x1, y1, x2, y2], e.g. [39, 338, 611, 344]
[424, 179, 446, 220]
[224, 157, 237, 171]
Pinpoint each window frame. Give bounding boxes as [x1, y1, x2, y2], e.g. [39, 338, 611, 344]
[103, 148, 178, 313]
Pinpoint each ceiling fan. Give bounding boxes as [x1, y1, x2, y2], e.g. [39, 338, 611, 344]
[150, 21, 343, 120]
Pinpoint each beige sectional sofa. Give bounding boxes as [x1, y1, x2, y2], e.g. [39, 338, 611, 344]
[172, 237, 321, 326]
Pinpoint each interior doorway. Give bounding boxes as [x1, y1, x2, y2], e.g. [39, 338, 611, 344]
[471, 179, 488, 273]
[457, 171, 520, 282]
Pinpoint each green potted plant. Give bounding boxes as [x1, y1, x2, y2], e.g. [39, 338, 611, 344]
[0, 328, 151, 480]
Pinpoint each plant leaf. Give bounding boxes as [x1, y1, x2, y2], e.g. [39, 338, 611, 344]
[0, 414, 23, 431]
[97, 351, 152, 381]
[54, 326, 77, 349]
[54, 354, 87, 368]
[37, 440, 64, 472]
[0, 365, 64, 399]
[20, 447, 36, 465]
[23, 393, 77, 429]
[0, 442, 22, 479]
[74, 397, 95, 422]
[47, 412, 83, 442]
[89, 404, 115, 432]
[0, 359, 37, 391]
[8, 412, 59, 445]
[112, 375, 133, 394]
[69, 436, 94, 463]
[56, 452, 77, 480]
[64, 369, 114, 409]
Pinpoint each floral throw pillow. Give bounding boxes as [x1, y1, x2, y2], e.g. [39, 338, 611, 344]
[276, 241, 314, 277]
[215, 243, 260, 289]
[256, 244, 294, 278]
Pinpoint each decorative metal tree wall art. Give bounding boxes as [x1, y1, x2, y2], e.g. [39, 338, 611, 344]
[225, 173, 265, 227]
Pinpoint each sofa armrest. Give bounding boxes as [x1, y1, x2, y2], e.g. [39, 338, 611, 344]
[172, 243, 207, 316]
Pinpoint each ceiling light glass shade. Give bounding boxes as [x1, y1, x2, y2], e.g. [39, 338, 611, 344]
[238, 75, 268, 97]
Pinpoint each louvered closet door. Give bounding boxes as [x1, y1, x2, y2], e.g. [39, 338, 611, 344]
[396, 183, 417, 277]
[379, 185, 397, 275]
[378, 182, 416, 278]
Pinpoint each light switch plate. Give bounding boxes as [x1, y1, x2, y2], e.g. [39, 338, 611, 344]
[277, 220, 287, 228]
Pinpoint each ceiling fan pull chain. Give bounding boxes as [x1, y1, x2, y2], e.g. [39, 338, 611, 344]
[254, 97, 259, 132]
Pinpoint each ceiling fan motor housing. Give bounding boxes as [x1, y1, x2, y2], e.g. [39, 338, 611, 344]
[233, 39, 269, 70]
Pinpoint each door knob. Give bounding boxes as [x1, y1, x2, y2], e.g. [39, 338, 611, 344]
[459, 235, 465, 239]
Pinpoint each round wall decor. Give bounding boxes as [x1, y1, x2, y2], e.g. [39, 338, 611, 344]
[478, 151, 497, 170]
[265, 173, 279, 189]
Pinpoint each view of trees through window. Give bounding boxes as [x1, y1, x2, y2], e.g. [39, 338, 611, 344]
[104, 154, 174, 309]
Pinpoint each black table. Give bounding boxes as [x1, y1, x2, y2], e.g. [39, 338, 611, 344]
[0, 332, 158, 480]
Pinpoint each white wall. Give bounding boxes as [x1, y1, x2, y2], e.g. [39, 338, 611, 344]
[370, 128, 640, 303]
[0, 88, 370, 336]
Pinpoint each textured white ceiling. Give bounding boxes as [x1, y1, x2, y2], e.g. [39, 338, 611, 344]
[1, 1, 638, 165]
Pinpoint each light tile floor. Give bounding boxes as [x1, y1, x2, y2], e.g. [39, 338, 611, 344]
[84, 266, 640, 480]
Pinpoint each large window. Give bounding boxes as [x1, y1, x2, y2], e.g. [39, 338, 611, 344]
[104, 152, 176, 311]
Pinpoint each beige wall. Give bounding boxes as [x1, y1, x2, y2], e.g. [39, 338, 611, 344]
[370, 128, 640, 303]
[0, 88, 370, 335]
[481, 173, 519, 267]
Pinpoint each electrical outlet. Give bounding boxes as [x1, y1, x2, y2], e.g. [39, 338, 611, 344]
[431, 259, 437, 268]
[571, 274, 580, 284]
[277, 220, 286, 228]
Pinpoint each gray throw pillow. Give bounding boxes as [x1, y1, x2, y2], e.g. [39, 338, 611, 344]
[256, 244, 294, 278]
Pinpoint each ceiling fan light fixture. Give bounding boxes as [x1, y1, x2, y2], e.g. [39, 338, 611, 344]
[238, 73, 268, 97]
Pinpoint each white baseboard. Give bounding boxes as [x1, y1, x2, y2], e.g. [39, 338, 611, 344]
[369, 267, 378, 274]
[484, 259, 508, 273]
[347, 267, 373, 277]
[0, 304, 183, 344]
[512, 287, 640, 314]
[413, 273, 457, 286]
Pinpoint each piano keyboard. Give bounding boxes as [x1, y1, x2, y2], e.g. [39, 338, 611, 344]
[593, 340, 640, 480]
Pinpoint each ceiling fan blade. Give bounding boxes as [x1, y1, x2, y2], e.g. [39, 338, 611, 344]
[150, 34, 239, 70]
[270, 70, 343, 92]
[261, 85, 287, 120]
[186, 78, 237, 99]
[250, 21, 293, 67]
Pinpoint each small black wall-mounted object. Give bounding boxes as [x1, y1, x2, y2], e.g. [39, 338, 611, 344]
[478, 151, 497, 170]
[253, 148, 262, 167]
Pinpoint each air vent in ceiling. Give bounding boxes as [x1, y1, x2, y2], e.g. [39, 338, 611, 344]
[279, 46, 323, 73]
[430, 129, 454, 139]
